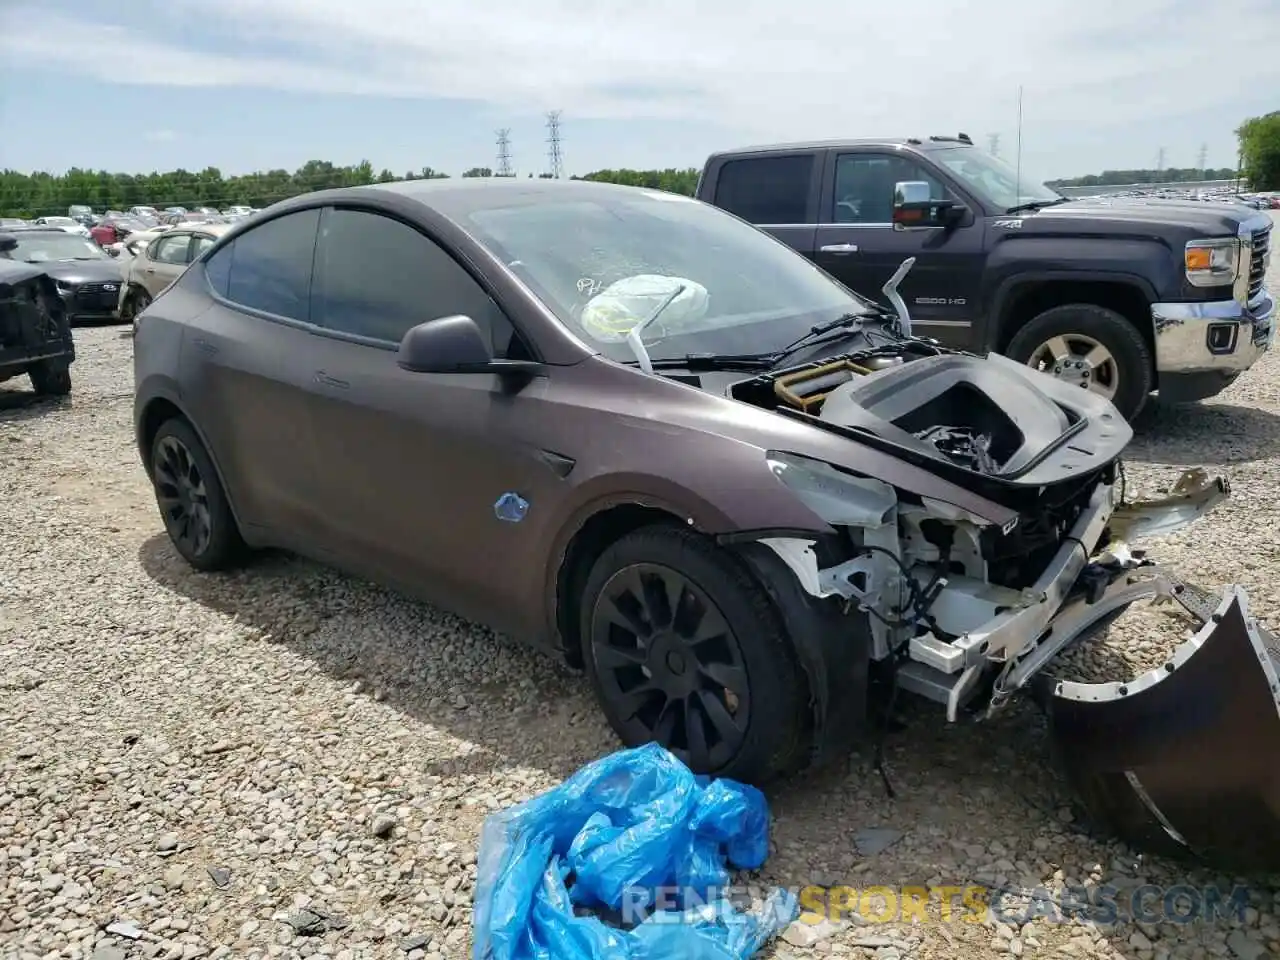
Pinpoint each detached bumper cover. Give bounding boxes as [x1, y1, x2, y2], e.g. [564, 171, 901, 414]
[1038, 586, 1280, 872]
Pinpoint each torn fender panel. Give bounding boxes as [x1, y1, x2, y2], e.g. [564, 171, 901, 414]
[1109, 468, 1229, 542]
[1038, 587, 1280, 872]
[737, 542, 872, 768]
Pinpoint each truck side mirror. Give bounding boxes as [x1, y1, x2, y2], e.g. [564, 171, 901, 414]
[893, 180, 963, 230]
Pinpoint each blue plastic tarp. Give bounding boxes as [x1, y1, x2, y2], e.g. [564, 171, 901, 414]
[473, 743, 798, 960]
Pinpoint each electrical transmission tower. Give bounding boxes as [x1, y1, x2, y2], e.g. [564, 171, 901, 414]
[987, 133, 1000, 157]
[1156, 146, 1166, 172]
[496, 129, 513, 177]
[546, 111, 564, 179]
[1197, 142, 1208, 176]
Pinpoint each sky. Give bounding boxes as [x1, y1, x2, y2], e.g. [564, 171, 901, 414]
[1, 0, 1277, 183]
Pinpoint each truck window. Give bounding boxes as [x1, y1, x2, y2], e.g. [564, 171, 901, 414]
[713, 155, 814, 225]
[833, 154, 952, 224]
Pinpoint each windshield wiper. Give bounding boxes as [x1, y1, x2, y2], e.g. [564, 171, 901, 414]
[629, 312, 874, 373]
[1004, 196, 1071, 215]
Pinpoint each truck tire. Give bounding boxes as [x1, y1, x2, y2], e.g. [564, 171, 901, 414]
[28, 360, 71, 396]
[1005, 304, 1153, 421]
[579, 524, 808, 785]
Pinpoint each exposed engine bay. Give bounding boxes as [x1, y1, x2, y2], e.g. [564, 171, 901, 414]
[722, 332, 1279, 872]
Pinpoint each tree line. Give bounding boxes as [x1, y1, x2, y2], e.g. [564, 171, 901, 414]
[5, 118, 1277, 217]
[0, 162, 699, 217]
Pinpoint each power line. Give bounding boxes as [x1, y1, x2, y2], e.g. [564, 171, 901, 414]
[987, 133, 1000, 158]
[546, 110, 564, 179]
[496, 129, 513, 177]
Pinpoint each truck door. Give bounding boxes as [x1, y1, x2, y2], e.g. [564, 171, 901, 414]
[813, 150, 986, 348]
[704, 152, 821, 261]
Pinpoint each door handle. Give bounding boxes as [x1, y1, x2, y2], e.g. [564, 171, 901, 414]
[144, 267, 156, 273]
[314, 371, 349, 389]
[819, 243, 859, 254]
[191, 337, 217, 356]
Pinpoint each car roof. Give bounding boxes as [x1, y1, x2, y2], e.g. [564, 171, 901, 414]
[0, 226, 72, 234]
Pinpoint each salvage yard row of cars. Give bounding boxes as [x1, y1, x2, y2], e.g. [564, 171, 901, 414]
[6, 138, 1280, 873]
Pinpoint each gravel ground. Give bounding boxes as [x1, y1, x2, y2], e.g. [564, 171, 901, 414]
[2, 217, 1278, 960]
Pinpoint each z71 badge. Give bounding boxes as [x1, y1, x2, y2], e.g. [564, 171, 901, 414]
[993, 218, 1024, 229]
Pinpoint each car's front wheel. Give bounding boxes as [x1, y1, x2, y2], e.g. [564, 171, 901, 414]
[579, 525, 808, 784]
[149, 417, 246, 571]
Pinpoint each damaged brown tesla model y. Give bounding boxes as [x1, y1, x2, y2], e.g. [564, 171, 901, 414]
[132, 178, 1280, 871]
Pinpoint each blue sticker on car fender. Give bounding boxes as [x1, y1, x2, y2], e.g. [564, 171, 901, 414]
[494, 492, 529, 523]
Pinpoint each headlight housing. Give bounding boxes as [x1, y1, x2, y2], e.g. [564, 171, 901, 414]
[1184, 238, 1241, 288]
[766, 451, 897, 527]
[54, 279, 74, 294]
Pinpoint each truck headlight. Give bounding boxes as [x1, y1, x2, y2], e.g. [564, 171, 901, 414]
[765, 451, 896, 527]
[54, 279, 73, 294]
[1184, 238, 1241, 288]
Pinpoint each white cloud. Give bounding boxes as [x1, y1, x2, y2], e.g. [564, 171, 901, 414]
[3, 0, 1278, 172]
[143, 130, 178, 143]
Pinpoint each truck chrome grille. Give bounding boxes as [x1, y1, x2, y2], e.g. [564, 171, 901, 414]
[1249, 225, 1271, 303]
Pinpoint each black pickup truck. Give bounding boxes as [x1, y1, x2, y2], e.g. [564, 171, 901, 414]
[695, 135, 1275, 419]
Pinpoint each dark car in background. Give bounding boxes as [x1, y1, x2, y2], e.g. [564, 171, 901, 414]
[0, 249, 75, 396]
[0, 228, 124, 323]
[695, 136, 1274, 420]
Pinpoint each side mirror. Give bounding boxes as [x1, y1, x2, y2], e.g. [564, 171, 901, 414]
[892, 180, 964, 229]
[397, 315, 542, 376]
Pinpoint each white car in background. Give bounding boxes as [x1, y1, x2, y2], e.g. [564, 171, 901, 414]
[117, 222, 231, 327]
[33, 216, 91, 238]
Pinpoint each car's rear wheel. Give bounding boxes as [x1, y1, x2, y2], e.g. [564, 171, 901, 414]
[28, 360, 71, 396]
[579, 525, 807, 784]
[149, 418, 246, 571]
[1005, 304, 1153, 421]
[121, 288, 151, 331]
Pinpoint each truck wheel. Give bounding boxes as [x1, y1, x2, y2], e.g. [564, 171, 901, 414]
[1005, 304, 1153, 421]
[579, 525, 808, 784]
[28, 360, 71, 396]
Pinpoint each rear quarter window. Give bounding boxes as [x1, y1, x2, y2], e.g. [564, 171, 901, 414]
[712, 154, 815, 224]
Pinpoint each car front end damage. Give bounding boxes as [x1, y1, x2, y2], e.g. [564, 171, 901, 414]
[727, 340, 1278, 871]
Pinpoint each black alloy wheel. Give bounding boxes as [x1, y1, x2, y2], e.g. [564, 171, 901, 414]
[148, 418, 246, 570]
[580, 525, 807, 783]
[153, 433, 213, 558]
[590, 562, 750, 772]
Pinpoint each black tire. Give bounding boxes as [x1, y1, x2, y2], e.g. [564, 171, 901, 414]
[28, 360, 71, 396]
[122, 288, 151, 331]
[149, 417, 246, 571]
[1004, 304, 1153, 421]
[579, 525, 808, 784]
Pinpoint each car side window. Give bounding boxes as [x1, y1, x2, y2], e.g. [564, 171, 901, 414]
[204, 243, 232, 297]
[152, 234, 191, 264]
[310, 208, 519, 355]
[191, 235, 217, 258]
[713, 155, 814, 225]
[224, 208, 320, 322]
[832, 154, 953, 224]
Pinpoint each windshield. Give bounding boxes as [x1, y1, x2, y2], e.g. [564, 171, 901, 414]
[930, 146, 1063, 211]
[13, 233, 108, 262]
[462, 191, 876, 362]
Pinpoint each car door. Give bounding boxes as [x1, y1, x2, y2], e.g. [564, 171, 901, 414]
[141, 232, 193, 296]
[179, 208, 328, 544]
[300, 205, 558, 632]
[813, 150, 987, 347]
